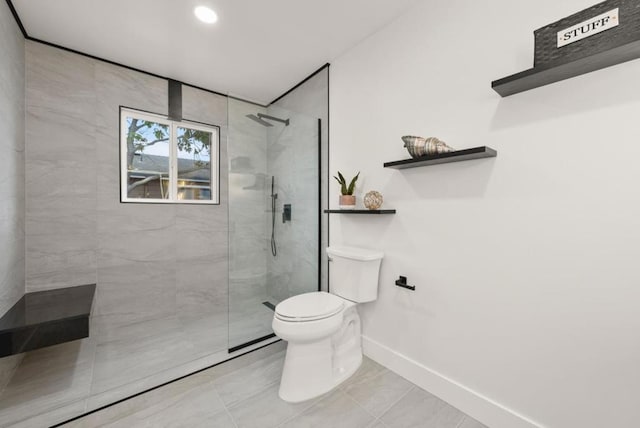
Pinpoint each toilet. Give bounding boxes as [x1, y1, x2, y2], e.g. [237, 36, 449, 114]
[272, 245, 384, 403]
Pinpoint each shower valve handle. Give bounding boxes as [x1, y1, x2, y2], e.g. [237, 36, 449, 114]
[283, 204, 292, 223]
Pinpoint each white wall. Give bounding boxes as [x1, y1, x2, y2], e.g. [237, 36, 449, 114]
[329, 1, 640, 427]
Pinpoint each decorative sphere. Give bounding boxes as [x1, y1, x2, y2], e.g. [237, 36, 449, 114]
[363, 191, 383, 210]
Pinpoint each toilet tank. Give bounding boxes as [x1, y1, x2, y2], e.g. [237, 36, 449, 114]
[327, 246, 384, 303]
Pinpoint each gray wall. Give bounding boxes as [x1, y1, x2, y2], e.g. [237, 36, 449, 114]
[227, 98, 270, 347]
[25, 40, 228, 324]
[0, 41, 230, 424]
[0, 0, 25, 391]
[267, 68, 329, 297]
[265, 104, 319, 301]
[1, 34, 326, 424]
[227, 71, 329, 348]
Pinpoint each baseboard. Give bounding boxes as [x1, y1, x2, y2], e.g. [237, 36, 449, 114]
[362, 335, 543, 428]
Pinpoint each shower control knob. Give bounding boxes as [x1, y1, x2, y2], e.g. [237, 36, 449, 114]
[283, 204, 292, 223]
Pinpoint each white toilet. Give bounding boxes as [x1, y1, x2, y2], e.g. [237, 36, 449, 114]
[272, 245, 384, 403]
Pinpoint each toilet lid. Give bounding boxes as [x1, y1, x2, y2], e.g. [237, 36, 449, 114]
[275, 292, 345, 322]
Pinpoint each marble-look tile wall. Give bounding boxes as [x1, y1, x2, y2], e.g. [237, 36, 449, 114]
[6, 41, 229, 425]
[266, 69, 329, 300]
[0, 0, 25, 391]
[227, 98, 270, 348]
[265, 106, 319, 302]
[25, 43, 98, 292]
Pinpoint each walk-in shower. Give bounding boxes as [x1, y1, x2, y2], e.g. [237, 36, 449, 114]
[0, 51, 327, 425]
[228, 100, 320, 351]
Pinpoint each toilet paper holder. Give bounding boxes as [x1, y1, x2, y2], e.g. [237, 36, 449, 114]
[395, 276, 415, 291]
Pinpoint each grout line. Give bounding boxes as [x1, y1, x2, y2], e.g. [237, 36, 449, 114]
[375, 385, 417, 422]
[223, 378, 280, 411]
[332, 376, 402, 427]
[367, 418, 390, 428]
[275, 389, 341, 427]
[218, 389, 240, 428]
[83, 336, 99, 414]
[283, 393, 324, 424]
[0, 354, 24, 394]
[339, 389, 382, 425]
[351, 399, 380, 424]
[341, 366, 414, 419]
[455, 415, 469, 428]
[224, 406, 239, 428]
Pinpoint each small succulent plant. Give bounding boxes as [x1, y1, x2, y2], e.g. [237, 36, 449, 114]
[333, 171, 360, 195]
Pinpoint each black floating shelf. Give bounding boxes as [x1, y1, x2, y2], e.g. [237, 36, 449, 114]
[384, 146, 496, 170]
[324, 209, 396, 214]
[0, 284, 96, 358]
[492, 40, 640, 97]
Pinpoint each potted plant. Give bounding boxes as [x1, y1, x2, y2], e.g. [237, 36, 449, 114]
[334, 171, 360, 209]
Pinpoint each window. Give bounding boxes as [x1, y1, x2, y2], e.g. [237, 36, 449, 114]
[120, 108, 219, 204]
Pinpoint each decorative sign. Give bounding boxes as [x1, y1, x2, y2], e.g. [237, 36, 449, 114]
[557, 8, 619, 48]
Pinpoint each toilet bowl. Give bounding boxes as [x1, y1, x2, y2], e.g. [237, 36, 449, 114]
[272, 246, 383, 403]
[273, 292, 361, 402]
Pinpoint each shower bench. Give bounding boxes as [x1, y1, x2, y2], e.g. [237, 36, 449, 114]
[0, 284, 96, 357]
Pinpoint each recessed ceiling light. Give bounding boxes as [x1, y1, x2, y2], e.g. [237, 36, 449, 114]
[194, 6, 218, 24]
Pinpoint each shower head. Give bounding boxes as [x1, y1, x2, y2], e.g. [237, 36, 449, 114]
[258, 113, 289, 126]
[246, 114, 273, 127]
[246, 113, 290, 127]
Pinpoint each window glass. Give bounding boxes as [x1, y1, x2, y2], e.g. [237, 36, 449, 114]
[120, 108, 219, 204]
[176, 126, 212, 201]
[124, 117, 171, 200]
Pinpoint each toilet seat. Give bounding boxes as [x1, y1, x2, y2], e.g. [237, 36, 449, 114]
[275, 292, 344, 322]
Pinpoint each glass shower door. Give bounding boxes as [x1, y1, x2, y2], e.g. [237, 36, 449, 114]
[228, 98, 319, 351]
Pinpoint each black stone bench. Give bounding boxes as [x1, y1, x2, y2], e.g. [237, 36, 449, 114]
[0, 284, 96, 357]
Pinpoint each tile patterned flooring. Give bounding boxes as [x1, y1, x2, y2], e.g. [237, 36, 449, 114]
[0, 300, 281, 427]
[61, 342, 487, 428]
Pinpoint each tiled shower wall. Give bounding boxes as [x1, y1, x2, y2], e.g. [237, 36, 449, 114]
[25, 42, 228, 298]
[227, 71, 329, 348]
[227, 98, 270, 347]
[266, 69, 329, 300]
[25, 40, 228, 322]
[265, 105, 319, 302]
[0, 0, 25, 391]
[7, 41, 229, 423]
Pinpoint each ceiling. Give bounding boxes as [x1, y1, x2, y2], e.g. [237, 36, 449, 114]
[12, 0, 419, 104]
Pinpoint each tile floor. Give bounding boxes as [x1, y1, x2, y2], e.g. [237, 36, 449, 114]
[0, 299, 281, 427]
[60, 341, 487, 428]
[0, 313, 229, 427]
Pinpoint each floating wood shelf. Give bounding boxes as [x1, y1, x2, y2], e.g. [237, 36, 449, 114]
[0, 284, 96, 357]
[384, 146, 496, 170]
[324, 209, 396, 214]
[492, 39, 640, 96]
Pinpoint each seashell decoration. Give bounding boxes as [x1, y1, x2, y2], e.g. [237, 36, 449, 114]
[402, 135, 455, 158]
[363, 190, 383, 210]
